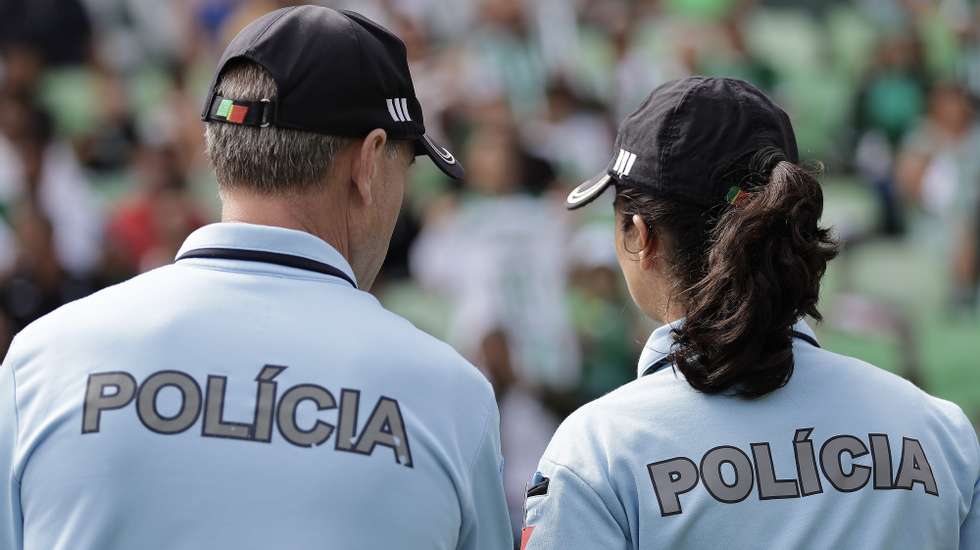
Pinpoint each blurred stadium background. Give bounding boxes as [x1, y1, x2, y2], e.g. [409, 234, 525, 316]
[2, 0, 980, 536]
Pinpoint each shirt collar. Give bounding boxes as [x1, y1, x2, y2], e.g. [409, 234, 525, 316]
[636, 318, 686, 379]
[175, 222, 358, 287]
[636, 317, 819, 379]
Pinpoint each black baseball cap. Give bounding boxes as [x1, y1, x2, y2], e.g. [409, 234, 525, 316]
[201, 5, 463, 180]
[567, 76, 798, 209]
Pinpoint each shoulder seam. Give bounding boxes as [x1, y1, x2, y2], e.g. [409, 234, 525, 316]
[539, 456, 630, 538]
[540, 456, 607, 502]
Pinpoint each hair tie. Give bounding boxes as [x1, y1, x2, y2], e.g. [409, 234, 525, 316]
[726, 186, 749, 207]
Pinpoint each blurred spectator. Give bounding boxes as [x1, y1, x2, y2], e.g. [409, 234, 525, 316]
[959, 5, 980, 99]
[479, 328, 558, 543]
[0, 0, 92, 67]
[84, 0, 183, 71]
[523, 79, 614, 184]
[700, 13, 778, 92]
[106, 144, 207, 274]
[896, 82, 980, 311]
[0, 43, 44, 97]
[854, 32, 930, 236]
[604, 3, 674, 120]
[0, 202, 96, 349]
[459, 0, 548, 116]
[410, 124, 581, 391]
[566, 224, 639, 403]
[0, 96, 103, 276]
[75, 72, 138, 174]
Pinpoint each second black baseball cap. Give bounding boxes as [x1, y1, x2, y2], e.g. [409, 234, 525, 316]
[567, 76, 798, 209]
[201, 5, 463, 180]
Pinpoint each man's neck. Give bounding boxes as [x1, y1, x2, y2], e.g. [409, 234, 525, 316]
[219, 191, 351, 261]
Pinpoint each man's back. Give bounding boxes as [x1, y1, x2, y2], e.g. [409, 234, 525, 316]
[0, 223, 510, 550]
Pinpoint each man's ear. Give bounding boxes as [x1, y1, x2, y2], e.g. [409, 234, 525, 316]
[350, 128, 388, 206]
[631, 214, 659, 269]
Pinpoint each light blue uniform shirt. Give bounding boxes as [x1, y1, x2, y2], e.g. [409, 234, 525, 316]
[0, 222, 512, 550]
[524, 319, 980, 549]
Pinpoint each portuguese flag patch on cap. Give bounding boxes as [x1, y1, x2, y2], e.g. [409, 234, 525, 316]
[215, 98, 249, 124]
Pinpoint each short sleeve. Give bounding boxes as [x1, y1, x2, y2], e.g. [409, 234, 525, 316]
[0, 344, 24, 550]
[963, 476, 980, 549]
[522, 458, 630, 550]
[456, 401, 512, 550]
[960, 428, 980, 549]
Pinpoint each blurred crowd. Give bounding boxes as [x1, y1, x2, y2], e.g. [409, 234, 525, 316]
[3, 0, 980, 540]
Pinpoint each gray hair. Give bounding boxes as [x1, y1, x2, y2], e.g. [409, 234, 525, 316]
[204, 61, 403, 194]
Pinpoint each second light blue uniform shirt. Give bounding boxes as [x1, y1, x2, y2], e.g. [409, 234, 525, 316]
[524, 319, 979, 549]
[0, 222, 512, 550]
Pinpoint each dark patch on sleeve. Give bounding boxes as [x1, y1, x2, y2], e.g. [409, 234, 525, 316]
[527, 476, 550, 497]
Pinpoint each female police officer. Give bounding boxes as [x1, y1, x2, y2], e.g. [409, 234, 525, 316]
[521, 77, 979, 549]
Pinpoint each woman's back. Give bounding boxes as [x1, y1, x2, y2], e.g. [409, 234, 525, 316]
[525, 76, 979, 550]
[524, 321, 979, 549]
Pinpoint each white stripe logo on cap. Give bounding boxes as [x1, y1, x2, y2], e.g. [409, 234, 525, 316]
[423, 135, 456, 165]
[386, 98, 412, 122]
[613, 149, 637, 177]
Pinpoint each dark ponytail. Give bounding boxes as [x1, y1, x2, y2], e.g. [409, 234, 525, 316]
[616, 147, 839, 397]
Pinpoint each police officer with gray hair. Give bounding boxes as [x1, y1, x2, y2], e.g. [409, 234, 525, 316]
[0, 6, 511, 549]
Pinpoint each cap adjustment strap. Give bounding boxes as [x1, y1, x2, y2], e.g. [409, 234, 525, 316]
[205, 94, 276, 128]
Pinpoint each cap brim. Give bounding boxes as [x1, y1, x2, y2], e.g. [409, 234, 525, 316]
[416, 134, 464, 180]
[566, 173, 614, 210]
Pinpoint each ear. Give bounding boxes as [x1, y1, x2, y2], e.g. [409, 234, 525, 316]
[630, 214, 659, 269]
[350, 128, 388, 206]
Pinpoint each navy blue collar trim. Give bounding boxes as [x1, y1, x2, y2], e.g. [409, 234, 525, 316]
[641, 329, 820, 377]
[177, 247, 357, 289]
